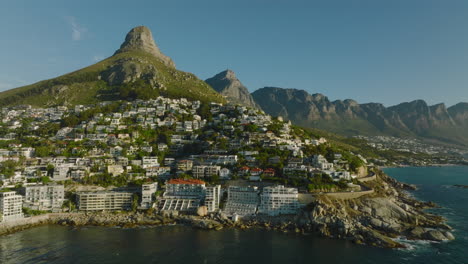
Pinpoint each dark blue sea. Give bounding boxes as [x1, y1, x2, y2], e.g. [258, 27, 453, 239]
[0, 166, 467, 264]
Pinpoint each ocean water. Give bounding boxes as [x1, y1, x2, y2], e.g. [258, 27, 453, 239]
[0, 166, 467, 264]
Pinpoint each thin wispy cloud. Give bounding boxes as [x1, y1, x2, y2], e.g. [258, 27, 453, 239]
[66, 16, 87, 41]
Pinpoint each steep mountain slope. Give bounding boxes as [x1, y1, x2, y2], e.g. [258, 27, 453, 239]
[0, 26, 224, 107]
[448, 103, 468, 127]
[205, 70, 260, 109]
[252, 87, 468, 146]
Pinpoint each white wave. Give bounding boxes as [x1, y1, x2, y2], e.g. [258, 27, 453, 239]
[393, 236, 438, 251]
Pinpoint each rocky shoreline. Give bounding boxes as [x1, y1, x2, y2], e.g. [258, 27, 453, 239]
[0, 172, 455, 249]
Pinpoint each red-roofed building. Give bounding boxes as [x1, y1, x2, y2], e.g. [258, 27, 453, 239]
[249, 167, 263, 182]
[239, 166, 250, 175]
[250, 168, 263, 176]
[167, 179, 206, 185]
[263, 168, 276, 177]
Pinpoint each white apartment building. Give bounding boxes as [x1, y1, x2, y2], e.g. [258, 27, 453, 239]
[0, 191, 24, 222]
[76, 191, 133, 211]
[312, 155, 334, 170]
[20, 184, 64, 211]
[223, 186, 259, 216]
[159, 179, 206, 212]
[142, 157, 159, 168]
[192, 165, 221, 179]
[258, 185, 301, 216]
[205, 185, 221, 212]
[52, 164, 73, 181]
[140, 182, 158, 209]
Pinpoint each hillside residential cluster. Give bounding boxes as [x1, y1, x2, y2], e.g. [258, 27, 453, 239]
[354, 135, 468, 166]
[0, 96, 367, 222]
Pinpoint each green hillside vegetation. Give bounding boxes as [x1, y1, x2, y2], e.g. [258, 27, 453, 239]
[0, 51, 225, 107]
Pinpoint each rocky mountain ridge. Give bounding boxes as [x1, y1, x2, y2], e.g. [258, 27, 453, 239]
[251, 87, 468, 146]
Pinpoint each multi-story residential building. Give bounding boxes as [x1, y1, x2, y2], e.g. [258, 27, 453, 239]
[76, 191, 134, 212]
[283, 165, 310, 178]
[52, 164, 72, 181]
[214, 155, 238, 165]
[20, 184, 64, 211]
[140, 182, 158, 209]
[205, 185, 221, 212]
[107, 165, 124, 176]
[192, 165, 220, 179]
[223, 186, 259, 216]
[158, 179, 205, 212]
[142, 156, 159, 168]
[145, 166, 171, 178]
[312, 155, 334, 170]
[177, 160, 193, 171]
[192, 165, 206, 179]
[257, 185, 301, 216]
[0, 191, 23, 222]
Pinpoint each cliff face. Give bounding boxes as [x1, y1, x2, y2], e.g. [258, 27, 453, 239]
[252, 87, 468, 146]
[114, 26, 175, 68]
[205, 70, 260, 109]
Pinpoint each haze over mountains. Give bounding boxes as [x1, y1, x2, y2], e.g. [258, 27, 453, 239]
[0, 26, 467, 146]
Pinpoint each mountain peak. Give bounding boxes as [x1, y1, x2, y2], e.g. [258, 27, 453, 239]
[213, 69, 237, 80]
[114, 26, 175, 68]
[206, 70, 260, 109]
[0, 25, 226, 107]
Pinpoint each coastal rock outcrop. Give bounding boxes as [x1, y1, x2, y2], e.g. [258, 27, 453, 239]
[302, 171, 455, 247]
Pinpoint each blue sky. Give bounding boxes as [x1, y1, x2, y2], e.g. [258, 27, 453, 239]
[1, 0, 467, 107]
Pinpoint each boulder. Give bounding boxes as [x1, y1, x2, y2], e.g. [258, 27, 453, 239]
[367, 198, 408, 221]
[197, 206, 208, 217]
[424, 230, 454, 241]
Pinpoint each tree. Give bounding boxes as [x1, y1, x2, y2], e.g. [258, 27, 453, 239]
[197, 103, 212, 120]
[0, 160, 18, 178]
[62, 115, 80, 127]
[46, 164, 55, 176]
[119, 80, 159, 101]
[35, 146, 51, 157]
[209, 174, 220, 184]
[132, 193, 139, 212]
[62, 200, 76, 212]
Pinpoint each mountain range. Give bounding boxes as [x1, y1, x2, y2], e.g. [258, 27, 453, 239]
[251, 87, 468, 146]
[0, 26, 467, 147]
